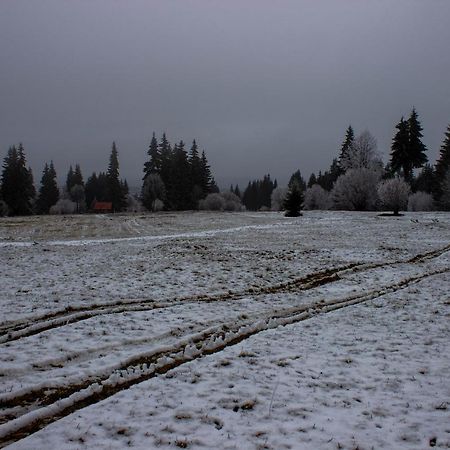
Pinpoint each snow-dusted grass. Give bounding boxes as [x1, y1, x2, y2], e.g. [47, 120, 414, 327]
[0, 211, 449, 449]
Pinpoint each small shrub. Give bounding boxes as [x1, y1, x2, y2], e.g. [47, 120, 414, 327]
[408, 191, 434, 211]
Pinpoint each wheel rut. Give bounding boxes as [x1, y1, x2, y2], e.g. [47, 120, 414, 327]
[0, 265, 448, 448]
[1, 243, 449, 344]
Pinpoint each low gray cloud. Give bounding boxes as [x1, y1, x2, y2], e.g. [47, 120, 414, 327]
[1, 0, 449, 188]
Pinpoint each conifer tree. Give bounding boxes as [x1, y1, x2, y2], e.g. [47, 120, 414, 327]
[66, 165, 74, 193]
[434, 124, 450, 201]
[73, 164, 84, 187]
[338, 125, 354, 172]
[307, 173, 317, 188]
[107, 142, 127, 212]
[408, 107, 428, 170]
[412, 164, 435, 194]
[390, 117, 412, 181]
[171, 140, 191, 210]
[37, 161, 59, 214]
[199, 150, 212, 196]
[143, 132, 160, 180]
[1, 144, 35, 216]
[283, 180, 303, 217]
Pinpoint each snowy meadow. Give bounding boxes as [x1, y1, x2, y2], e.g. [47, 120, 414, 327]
[0, 211, 449, 449]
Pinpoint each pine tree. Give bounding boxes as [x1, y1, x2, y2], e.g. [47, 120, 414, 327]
[283, 180, 303, 217]
[73, 164, 84, 187]
[390, 117, 412, 181]
[307, 173, 317, 188]
[37, 161, 59, 214]
[234, 185, 241, 198]
[66, 165, 74, 193]
[171, 140, 191, 210]
[412, 164, 435, 194]
[434, 124, 450, 201]
[143, 132, 160, 180]
[338, 125, 354, 172]
[199, 150, 212, 196]
[1, 144, 35, 216]
[408, 107, 428, 170]
[189, 140, 203, 207]
[107, 142, 126, 212]
[288, 170, 306, 191]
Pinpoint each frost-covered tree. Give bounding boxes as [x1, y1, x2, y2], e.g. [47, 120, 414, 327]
[377, 177, 410, 215]
[271, 187, 288, 211]
[332, 168, 380, 211]
[408, 192, 434, 211]
[340, 130, 380, 171]
[142, 173, 166, 211]
[304, 184, 331, 210]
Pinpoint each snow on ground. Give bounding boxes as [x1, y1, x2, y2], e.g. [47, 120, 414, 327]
[0, 211, 449, 449]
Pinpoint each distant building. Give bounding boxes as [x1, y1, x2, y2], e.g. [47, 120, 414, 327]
[92, 201, 113, 213]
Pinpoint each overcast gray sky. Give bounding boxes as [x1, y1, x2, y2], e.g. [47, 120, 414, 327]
[1, 0, 449, 188]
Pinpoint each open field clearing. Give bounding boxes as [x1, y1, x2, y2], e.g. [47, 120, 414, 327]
[0, 211, 449, 449]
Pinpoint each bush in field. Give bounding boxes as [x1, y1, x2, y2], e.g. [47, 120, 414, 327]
[126, 194, 144, 213]
[377, 177, 410, 215]
[200, 192, 243, 211]
[200, 193, 225, 211]
[332, 168, 380, 211]
[304, 184, 331, 210]
[49, 199, 77, 215]
[221, 192, 244, 211]
[142, 173, 166, 212]
[408, 191, 434, 211]
[271, 187, 287, 211]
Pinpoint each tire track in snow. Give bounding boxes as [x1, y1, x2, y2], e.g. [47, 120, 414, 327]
[0, 266, 448, 448]
[1, 243, 449, 343]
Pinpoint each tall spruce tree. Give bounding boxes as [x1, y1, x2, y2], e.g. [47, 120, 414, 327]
[434, 124, 450, 201]
[408, 107, 428, 170]
[1, 144, 35, 216]
[338, 125, 354, 172]
[171, 140, 191, 210]
[283, 180, 303, 217]
[37, 161, 59, 214]
[189, 140, 203, 207]
[390, 117, 412, 181]
[66, 165, 74, 193]
[107, 142, 127, 212]
[143, 132, 160, 180]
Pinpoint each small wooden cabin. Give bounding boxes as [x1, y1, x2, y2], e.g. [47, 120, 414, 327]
[92, 201, 113, 213]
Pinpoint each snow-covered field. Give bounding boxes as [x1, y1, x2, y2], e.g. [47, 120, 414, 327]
[0, 211, 449, 449]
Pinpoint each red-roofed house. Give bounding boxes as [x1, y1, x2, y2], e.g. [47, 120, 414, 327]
[92, 201, 113, 213]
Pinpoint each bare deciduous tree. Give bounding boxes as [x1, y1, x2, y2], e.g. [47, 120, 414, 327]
[341, 130, 381, 171]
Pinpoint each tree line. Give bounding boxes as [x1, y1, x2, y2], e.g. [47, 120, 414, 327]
[1, 112, 449, 216]
[0, 134, 217, 216]
[232, 109, 449, 216]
